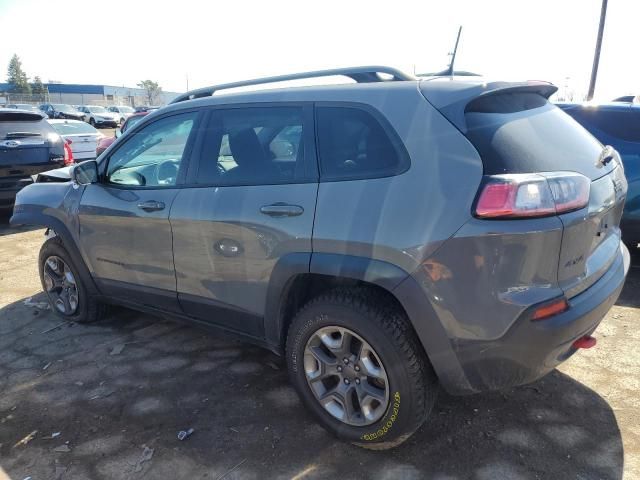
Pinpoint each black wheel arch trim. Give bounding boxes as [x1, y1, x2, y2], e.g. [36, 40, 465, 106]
[265, 251, 473, 395]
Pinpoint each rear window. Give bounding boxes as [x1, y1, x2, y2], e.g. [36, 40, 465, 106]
[464, 93, 608, 180]
[50, 121, 98, 135]
[0, 113, 54, 140]
[316, 106, 409, 181]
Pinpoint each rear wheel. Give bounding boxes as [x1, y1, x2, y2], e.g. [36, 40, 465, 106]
[39, 237, 106, 323]
[89, 118, 95, 127]
[287, 288, 438, 449]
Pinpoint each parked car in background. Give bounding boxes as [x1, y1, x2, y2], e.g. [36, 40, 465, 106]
[134, 106, 159, 113]
[96, 111, 148, 156]
[6, 104, 46, 115]
[39, 103, 85, 121]
[107, 105, 135, 125]
[558, 102, 640, 248]
[47, 119, 103, 161]
[1, 108, 71, 214]
[612, 95, 639, 104]
[77, 106, 119, 127]
[11, 67, 630, 449]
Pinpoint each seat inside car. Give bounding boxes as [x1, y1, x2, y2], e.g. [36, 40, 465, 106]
[225, 128, 280, 182]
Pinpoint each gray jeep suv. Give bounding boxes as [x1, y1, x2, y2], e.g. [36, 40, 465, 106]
[10, 66, 630, 449]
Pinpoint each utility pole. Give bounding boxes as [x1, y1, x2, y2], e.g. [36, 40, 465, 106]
[587, 0, 608, 101]
[186, 74, 189, 91]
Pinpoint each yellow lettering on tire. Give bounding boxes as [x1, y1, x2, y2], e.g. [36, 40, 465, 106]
[360, 392, 401, 441]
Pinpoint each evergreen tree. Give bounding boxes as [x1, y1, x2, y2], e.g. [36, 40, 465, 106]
[7, 54, 31, 94]
[32, 75, 46, 96]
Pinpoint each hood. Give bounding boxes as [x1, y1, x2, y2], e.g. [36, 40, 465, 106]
[34, 165, 72, 182]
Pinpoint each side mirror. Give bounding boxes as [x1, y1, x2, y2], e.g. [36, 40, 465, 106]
[115, 128, 122, 138]
[72, 160, 98, 185]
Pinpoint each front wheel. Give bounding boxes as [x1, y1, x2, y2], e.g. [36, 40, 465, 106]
[89, 118, 95, 126]
[39, 237, 106, 323]
[286, 288, 438, 449]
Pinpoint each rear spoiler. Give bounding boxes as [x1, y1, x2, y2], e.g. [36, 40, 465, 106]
[419, 79, 558, 133]
[0, 110, 45, 122]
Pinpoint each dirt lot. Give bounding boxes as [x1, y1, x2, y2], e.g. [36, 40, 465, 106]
[0, 218, 638, 480]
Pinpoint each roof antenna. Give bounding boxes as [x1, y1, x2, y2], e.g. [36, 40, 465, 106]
[446, 26, 463, 77]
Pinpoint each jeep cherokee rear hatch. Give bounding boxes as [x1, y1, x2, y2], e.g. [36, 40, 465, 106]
[420, 79, 627, 299]
[0, 110, 66, 199]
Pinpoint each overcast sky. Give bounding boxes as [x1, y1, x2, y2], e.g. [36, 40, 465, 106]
[0, 0, 637, 101]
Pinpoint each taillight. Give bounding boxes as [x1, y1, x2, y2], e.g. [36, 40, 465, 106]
[63, 139, 74, 166]
[475, 172, 590, 219]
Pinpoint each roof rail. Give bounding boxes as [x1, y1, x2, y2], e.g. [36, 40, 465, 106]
[170, 66, 415, 104]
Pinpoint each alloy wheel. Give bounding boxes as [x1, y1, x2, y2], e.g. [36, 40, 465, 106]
[303, 326, 390, 426]
[43, 256, 79, 315]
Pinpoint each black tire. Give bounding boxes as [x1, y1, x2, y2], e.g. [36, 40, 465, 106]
[286, 288, 438, 450]
[89, 118, 95, 126]
[39, 236, 107, 323]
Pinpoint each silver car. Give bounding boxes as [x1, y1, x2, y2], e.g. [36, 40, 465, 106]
[77, 105, 119, 127]
[47, 119, 103, 161]
[107, 105, 135, 125]
[10, 66, 630, 450]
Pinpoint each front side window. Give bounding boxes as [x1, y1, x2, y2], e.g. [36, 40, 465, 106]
[197, 107, 305, 186]
[316, 106, 407, 180]
[106, 112, 196, 187]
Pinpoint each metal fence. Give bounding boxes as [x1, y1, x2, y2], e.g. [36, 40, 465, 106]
[0, 93, 143, 107]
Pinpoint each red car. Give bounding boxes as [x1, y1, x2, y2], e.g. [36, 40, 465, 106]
[96, 111, 148, 156]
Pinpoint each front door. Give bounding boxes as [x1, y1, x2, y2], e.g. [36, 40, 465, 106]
[78, 110, 199, 311]
[170, 105, 317, 337]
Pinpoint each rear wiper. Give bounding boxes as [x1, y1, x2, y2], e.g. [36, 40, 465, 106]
[5, 132, 41, 139]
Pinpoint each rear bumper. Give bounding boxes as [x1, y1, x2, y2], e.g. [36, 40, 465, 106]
[395, 242, 629, 395]
[94, 120, 118, 127]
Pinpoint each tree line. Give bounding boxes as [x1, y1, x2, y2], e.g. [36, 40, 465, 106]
[6, 54, 46, 95]
[6, 53, 164, 105]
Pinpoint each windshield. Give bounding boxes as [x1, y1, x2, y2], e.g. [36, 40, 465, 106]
[88, 106, 107, 113]
[123, 115, 145, 132]
[119, 106, 134, 113]
[15, 104, 39, 111]
[50, 121, 99, 135]
[52, 104, 77, 113]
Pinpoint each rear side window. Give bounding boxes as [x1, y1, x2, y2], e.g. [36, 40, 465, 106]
[197, 106, 306, 186]
[316, 106, 408, 181]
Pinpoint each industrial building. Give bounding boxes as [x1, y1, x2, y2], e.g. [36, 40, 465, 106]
[0, 83, 181, 106]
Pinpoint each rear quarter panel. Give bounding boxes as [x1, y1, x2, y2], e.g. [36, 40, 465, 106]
[312, 84, 484, 274]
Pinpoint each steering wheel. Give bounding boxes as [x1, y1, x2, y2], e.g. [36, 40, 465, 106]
[155, 159, 179, 185]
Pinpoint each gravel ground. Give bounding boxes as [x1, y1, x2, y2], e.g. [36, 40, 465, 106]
[0, 219, 638, 479]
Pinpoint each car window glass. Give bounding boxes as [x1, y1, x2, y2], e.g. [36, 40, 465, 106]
[197, 107, 304, 186]
[570, 108, 640, 143]
[316, 106, 406, 180]
[106, 112, 196, 188]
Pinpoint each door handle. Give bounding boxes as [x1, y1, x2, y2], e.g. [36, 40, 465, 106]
[137, 200, 165, 212]
[260, 203, 304, 217]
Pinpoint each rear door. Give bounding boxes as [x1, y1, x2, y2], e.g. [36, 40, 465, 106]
[78, 110, 200, 311]
[170, 105, 317, 337]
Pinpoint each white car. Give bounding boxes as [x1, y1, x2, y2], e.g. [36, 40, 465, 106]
[47, 119, 104, 161]
[77, 105, 120, 127]
[107, 105, 135, 125]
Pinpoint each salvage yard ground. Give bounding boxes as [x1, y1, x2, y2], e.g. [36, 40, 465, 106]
[0, 219, 638, 480]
